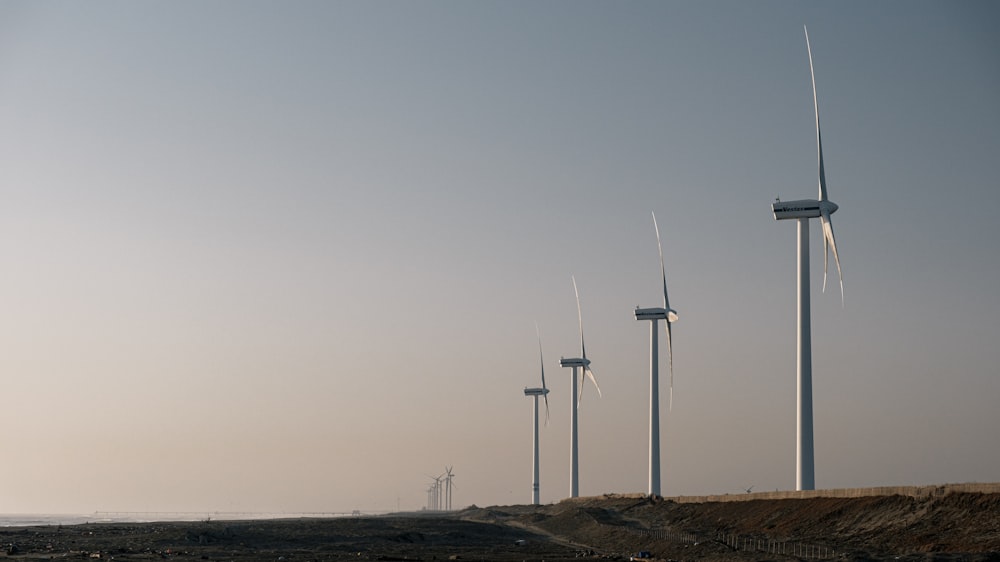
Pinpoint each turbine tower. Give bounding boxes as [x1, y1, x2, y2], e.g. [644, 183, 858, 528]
[771, 26, 844, 491]
[524, 323, 550, 505]
[559, 276, 602, 498]
[634, 211, 679, 497]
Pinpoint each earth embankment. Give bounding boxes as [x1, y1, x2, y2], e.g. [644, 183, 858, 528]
[464, 484, 1000, 560]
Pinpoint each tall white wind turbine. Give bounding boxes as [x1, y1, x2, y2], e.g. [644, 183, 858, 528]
[559, 276, 602, 498]
[523, 323, 550, 505]
[771, 26, 845, 491]
[634, 211, 679, 497]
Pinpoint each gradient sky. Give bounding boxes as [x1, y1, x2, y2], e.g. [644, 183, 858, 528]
[2, 1, 998, 514]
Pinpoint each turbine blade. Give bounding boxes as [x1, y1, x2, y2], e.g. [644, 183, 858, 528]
[536, 321, 546, 392]
[535, 321, 549, 423]
[585, 366, 602, 398]
[573, 275, 586, 359]
[805, 25, 829, 203]
[655, 211, 677, 410]
[822, 211, 830, 293]
[577, 369, 585, 406]
[821, 210, 845, 306]
[665, 321, 674, 411]
[652, 211, 670, 310]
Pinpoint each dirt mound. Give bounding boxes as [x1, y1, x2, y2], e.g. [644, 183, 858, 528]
[466, 489, 1000, 560]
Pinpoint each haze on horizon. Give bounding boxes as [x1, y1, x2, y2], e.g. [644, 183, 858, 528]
[1, 1, 998, 515]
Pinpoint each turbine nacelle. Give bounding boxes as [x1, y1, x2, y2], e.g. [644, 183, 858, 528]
[524, 387, 550, 397]
[559, 357, 590, 368]
[772, 199, 838, 221]
[634, 306, 679, 323]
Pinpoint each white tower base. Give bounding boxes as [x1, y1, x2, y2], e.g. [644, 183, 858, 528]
[648, 319, 661, 496]
[797, 218, 815, 491]
[531, 395, 540, 504]
[570, 365, 579, 498]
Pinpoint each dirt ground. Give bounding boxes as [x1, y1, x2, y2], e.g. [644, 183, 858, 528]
[469, 490, 1000, 561]
[2, 490, 998, 562]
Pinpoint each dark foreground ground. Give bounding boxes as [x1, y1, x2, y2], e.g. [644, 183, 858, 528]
[2, 489, 998, 562]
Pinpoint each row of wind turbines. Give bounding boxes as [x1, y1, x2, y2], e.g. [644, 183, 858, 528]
[425, 466, 456, 511]
[523, 26, 845, 504]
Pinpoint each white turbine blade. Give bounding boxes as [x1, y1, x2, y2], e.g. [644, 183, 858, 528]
[652, 211, 671, 310]
[576, 367, 603, 406]
[822, 208, 830, 293]
[821, 210, 845, 305]
[585, 366, 602, 398]
[665, 321, 674, 411]
[536, 322, 547, 392]
[805, 25, 829, 203]
[572, 275, 586, 359]
[654, 211, 676, 410]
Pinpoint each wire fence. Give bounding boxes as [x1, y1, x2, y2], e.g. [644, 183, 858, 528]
[626, 526, 840, 559]
[714, 532, 838, 559]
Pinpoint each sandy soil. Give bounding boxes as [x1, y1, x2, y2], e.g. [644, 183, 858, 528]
[2, 489, 998, 562]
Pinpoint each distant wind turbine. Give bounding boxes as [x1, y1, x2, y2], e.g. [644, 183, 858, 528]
[444, 466, 455, 510]
[634, 211, 679, 497]
[523, 323, 550, 505]
[427, 473, 445, 510]
[770, 25, 845, 491]
[426, 484, 435, 511]
[559, 276, 602, 498]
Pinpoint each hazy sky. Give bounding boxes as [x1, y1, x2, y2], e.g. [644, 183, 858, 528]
[2, 1, 998, 514]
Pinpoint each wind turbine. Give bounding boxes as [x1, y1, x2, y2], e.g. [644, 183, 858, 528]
[523, 323, 550, 505]
[427, 473, 445, 510]
[634, 211, 679, 497]
[771, 25, 845, 492]
[444, 466, 455, 510]
[559, 276, 602, 498]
